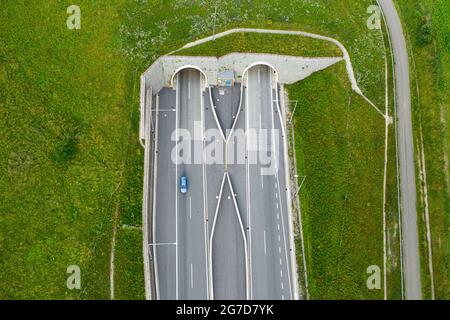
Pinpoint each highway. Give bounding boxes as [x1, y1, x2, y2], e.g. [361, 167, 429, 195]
[176, 69, 209, 299]
[379, 0, 422, 300]
[153, 69, 208, 299]
[152, 87, 177, 299]
[151, 66, 295, 300]
[246, 65, 293, 300]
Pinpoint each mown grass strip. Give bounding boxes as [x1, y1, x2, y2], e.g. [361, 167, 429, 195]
[175, 32, 341, 58]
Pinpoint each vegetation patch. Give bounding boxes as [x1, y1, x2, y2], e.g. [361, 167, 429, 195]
[287, 62, 389, 299]
[396, 0, 449, 300]
[175, 32, 341, 58]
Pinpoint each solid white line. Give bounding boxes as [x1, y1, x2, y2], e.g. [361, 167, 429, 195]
[190, 263, 194, 289]
[263, 231, 267, 256]
[142, 86, 152, 299]
[175, 73, 179, 300]
[189, 197, 192, 220]
[201, 80, 210, 300]
[259, 110, 262, 131]
[188, 81, 191, 100]
[149, 242, 177, 246]
[209, 88, 227, 141]
[225, 83, 244, 144]
[225, 173, 250, 300]
[245, 72, 253, 299]
[152, 91, 161, 299]
[208, 173, 227, 300]
[152, 109, 176, 112]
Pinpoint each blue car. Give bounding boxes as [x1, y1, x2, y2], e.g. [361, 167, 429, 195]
[180, 176, 188, 194]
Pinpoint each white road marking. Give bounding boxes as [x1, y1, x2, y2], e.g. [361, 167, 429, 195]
[175, 73, 179, 300]
[189, 197, 192, 220]
[149, 242, 177, 246]
[245, 71, 253, 299]
[280, 270, 283, 278]
[281, 282, 284, 290]
[188, 81, 191, 100]
[263, 230, 267, 256]
[190, 263, 194, 289]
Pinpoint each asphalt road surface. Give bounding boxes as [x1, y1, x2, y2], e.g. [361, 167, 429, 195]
[152, 66, 294, 300]
[246, 65, 293, 300]
[379, 0, 422, 300]
[153, 69, 208, 300]
[152, 87, 177, 299]
[176, 69, 209, 299]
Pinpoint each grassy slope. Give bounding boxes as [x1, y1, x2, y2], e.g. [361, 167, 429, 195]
[0, 1, 143, 299]
[287, 62, 385, 299]
[396, 0, 449, 300]
[176, 32, 341, 57]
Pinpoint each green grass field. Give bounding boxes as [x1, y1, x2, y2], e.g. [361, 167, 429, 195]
[0, 0, 403, 299]
[0, 0, 144, 299]
[396, 0, 449, 300]
[176, 32, 341, 58]
[287, 62, 390, 299]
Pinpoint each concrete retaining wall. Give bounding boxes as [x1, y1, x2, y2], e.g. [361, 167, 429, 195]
[143, 53, 342, 91]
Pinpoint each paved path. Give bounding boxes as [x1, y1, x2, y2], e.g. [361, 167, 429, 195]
[379, 0, 422, 300]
